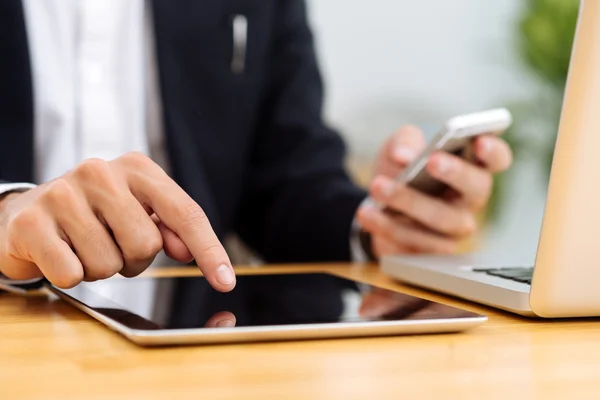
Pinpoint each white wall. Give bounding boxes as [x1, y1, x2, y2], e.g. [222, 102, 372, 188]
[306, 0, 549, 262]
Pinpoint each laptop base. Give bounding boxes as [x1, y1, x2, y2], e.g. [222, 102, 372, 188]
[381, 255, 535, 317]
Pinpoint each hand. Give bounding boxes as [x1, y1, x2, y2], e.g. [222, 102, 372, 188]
[356, 125, 512, 258]
[0, 153, 236, 291]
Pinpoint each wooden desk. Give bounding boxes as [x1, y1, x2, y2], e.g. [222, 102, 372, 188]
[1, 264, 599, 399]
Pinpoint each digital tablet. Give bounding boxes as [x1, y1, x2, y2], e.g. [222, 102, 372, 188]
[49, 272, 486, 346]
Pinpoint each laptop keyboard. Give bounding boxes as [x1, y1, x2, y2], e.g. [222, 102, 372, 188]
[473, 267, 534, 285]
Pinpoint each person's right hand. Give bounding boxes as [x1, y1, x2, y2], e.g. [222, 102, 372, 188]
[0, 152, 236, 291]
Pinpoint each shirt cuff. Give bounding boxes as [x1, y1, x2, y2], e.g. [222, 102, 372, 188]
[0, 182, 37, 196]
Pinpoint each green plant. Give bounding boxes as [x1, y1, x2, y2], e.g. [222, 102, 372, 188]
[488, 0, 580, 220]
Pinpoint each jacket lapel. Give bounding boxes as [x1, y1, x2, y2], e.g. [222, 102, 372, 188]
[0, 0, 34, 183]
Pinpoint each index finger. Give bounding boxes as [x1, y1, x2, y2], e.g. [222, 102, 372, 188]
[118, 157, 235, 292]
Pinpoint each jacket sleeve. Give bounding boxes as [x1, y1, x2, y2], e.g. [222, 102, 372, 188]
[236, 0, 367, 263]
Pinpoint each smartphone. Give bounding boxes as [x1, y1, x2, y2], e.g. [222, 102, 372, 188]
[397, 108, 512, 197]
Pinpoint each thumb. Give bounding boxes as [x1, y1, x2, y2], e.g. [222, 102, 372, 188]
[374, 125, 426, 178]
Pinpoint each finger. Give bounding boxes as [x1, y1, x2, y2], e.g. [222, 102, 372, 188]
[356, 205, 458, 254]
[369, 175, 476, 237]
[50, 192, 123, 281]
[425, 152, 493, 210]
[474, 136, 513, 173]
[136, 182, 234, 291]
[115, 154, 235, 292]
[371, 235, 405, 258]
[70, 158, 163, 278]
[151, 215, 194, 263]
[104, 196, 163, 278]
[376, 125, 427, 178]
[0, 256, 43, 281]
[4, 212, 83, 288]
[60, 214, 123, 282]
[387, 125, 427, 165]
[90, 193, 163, 278]
[204, 311, 237, 328]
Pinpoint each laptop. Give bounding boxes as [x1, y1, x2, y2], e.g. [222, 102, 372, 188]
[382, 1, 600, 318]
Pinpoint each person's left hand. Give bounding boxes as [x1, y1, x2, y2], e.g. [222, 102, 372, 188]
[355, 125, 513, 259]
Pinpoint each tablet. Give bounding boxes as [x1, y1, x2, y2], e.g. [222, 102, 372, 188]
[49, 272, 486, 346]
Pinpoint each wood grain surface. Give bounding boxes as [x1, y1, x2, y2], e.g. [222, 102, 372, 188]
[1, 263, 599, 399]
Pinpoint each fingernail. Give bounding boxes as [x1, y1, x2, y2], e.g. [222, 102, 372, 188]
[378, 179, 395, 198]
[394, 147, 416, 164]
[216, 319, 235, 328]
[216, 264, 235, 286]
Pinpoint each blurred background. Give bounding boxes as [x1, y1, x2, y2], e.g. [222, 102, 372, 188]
[306, 0, 579, 263]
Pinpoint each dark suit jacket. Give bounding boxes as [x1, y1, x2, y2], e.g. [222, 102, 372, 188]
[0, 0, 367, 263]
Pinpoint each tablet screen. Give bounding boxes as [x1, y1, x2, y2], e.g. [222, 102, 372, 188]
[55, 273, 481, 331]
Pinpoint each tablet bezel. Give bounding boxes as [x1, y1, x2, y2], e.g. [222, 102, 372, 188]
[48, 272, 487, 346]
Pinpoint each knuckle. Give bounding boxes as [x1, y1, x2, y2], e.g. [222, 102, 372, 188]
[129, 234, 163, 263]
[119, 151, 154, 170]
[6, 209, 43, 240]
[73, 158, 113, 183]
[53, 269, 84, 289]
[41, 179, 76, 209]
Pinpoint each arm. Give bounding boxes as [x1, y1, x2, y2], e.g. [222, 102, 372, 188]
[236, 0, 367, 263]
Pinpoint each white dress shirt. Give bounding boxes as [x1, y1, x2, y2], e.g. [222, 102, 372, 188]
[0, 1, 368, 285]
[6, 0, 168, 188]
[0, 0, 171, 278]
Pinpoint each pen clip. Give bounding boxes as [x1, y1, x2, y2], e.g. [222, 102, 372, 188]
[231, 14, 248, 74]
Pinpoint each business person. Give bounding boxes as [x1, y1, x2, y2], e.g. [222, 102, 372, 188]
[0, 0, 512, 292]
